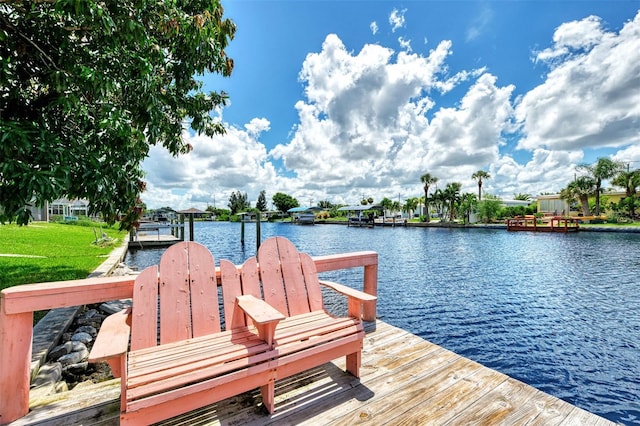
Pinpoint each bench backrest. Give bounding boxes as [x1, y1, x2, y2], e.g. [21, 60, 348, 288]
[130, 241, 220, 351]
[220, 236, 324, 321]
[130, 237, 325, 350]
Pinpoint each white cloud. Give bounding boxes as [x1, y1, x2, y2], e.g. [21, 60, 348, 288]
[142, 124, 282, 210]
[398, 36, 412, 52]
[389, 8, 407, 33]
[141, 12, 640, 211]
[370, 21, 378, 35]
[489, 149, 584, 198]
[516, 12, 640, 152]
[272, 34, 513, 202]
[534, 16, 605, 63]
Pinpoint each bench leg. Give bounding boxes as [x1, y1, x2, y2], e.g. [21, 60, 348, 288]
[261, 380, 275, 414]
[346, 351, 361, 378]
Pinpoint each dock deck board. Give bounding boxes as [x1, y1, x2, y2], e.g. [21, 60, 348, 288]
[12, 320, 614, 426]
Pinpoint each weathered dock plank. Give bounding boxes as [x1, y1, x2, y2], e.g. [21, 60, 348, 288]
[10, 320, 614, 426]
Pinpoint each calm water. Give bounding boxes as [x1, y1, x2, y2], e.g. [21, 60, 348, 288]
[126, 221, 640, 424]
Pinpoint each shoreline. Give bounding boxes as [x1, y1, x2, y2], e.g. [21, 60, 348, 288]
[314, 219, 640, 232]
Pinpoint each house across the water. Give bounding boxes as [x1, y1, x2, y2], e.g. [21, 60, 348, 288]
[288, 206, 321, 224]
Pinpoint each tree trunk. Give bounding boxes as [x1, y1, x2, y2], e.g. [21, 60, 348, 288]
[594, 178, 602, 216]
[579, 195, 591, 216]
[424, 188, 430, 222]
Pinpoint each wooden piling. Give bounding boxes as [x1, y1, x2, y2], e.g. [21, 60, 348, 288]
[256, 212, 261, 250]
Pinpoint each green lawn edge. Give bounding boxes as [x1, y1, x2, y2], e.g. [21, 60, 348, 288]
[0, 222, 127, 291]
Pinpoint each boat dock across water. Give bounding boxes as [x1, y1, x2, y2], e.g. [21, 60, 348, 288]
[507, 216, 580, 233]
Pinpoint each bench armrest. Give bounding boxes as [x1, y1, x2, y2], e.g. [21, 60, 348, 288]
[88, 308, 131, 377]
[236, 295, 285, 347]
[319, 280, 377, 319]
[319, 280, 377, 302]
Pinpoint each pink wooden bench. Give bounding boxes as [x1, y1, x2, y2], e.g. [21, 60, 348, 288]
[89, 241, 284, 425]
[89, 237, 375, 424]
[223, 236, 377, 412]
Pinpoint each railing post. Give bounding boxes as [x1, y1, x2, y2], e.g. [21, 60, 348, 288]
[363, 260, 378, 321]
[0, 298, 32, 424]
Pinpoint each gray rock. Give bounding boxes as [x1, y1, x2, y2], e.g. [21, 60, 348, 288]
[75, 309, 105, 326]
[78, 309, 100, 320]
[75, 317, 103, 328]
[99, 299, 132, 315]
[48, 342, 73, 361]
[64, 362, 89, 375]
[58, 347, 89, 367]
[70, 341, 87, 352]
[76, 325, 97, 338]
[71, 332, 93, 344]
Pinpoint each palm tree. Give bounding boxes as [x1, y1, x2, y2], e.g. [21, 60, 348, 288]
[404, 197, 419, 218]
[391, 200, 401, 216]
[458, 192, 477, 224]
[577, 158, 623, 216]
[420, 173, 438, 222]
[443, 182, 462, 222]
[472, 170, 490, 201]
[513, 193, 531, 201]
[560, 176, 596, 216]
[430, 188, 446, 221]
[612, 169, 640, 218]
[379, 197, 393, 218]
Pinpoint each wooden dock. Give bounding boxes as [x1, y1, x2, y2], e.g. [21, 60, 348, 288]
[129, 223, 184, 248]
[13, 320, 613, 426]
[128, 234, 182, 248]
[506, 216, 580, 233]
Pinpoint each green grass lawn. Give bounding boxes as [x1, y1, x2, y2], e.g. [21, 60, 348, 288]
[0, 222, 127, 291]
[580, 221, 640, 228]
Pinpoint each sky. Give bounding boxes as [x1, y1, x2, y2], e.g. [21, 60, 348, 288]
[141, 1, 640, 211]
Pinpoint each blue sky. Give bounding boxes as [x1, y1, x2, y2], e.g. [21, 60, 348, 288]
[142, 1, 640, 210]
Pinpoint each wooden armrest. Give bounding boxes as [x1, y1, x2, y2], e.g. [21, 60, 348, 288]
[319, 280, 377, 302]
[88, 308, 131, 363]
[236, 295, 285, 347]
[236, 295, 285, 324]
[320, 280, 376, 320]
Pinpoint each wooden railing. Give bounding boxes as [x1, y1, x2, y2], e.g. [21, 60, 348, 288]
[0, 251, 377, 424]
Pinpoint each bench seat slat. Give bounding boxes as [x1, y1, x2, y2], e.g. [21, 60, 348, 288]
[275, 313, 361, 342]
[277, 332, 363, 367]
[128, 337, 269, 381]
[128, 328, 262, 370]
[276, 324, 364, 358]
[127, 347, 275, 400]
[126, 360, 276, 413]
[128, 342, 269, 386]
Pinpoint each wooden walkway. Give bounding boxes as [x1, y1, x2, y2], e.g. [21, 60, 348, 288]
[13, 320, 613, 426]
[128, 234, 182, 248]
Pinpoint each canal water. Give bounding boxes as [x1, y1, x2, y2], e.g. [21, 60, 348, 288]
[126, 221, 640, 424]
